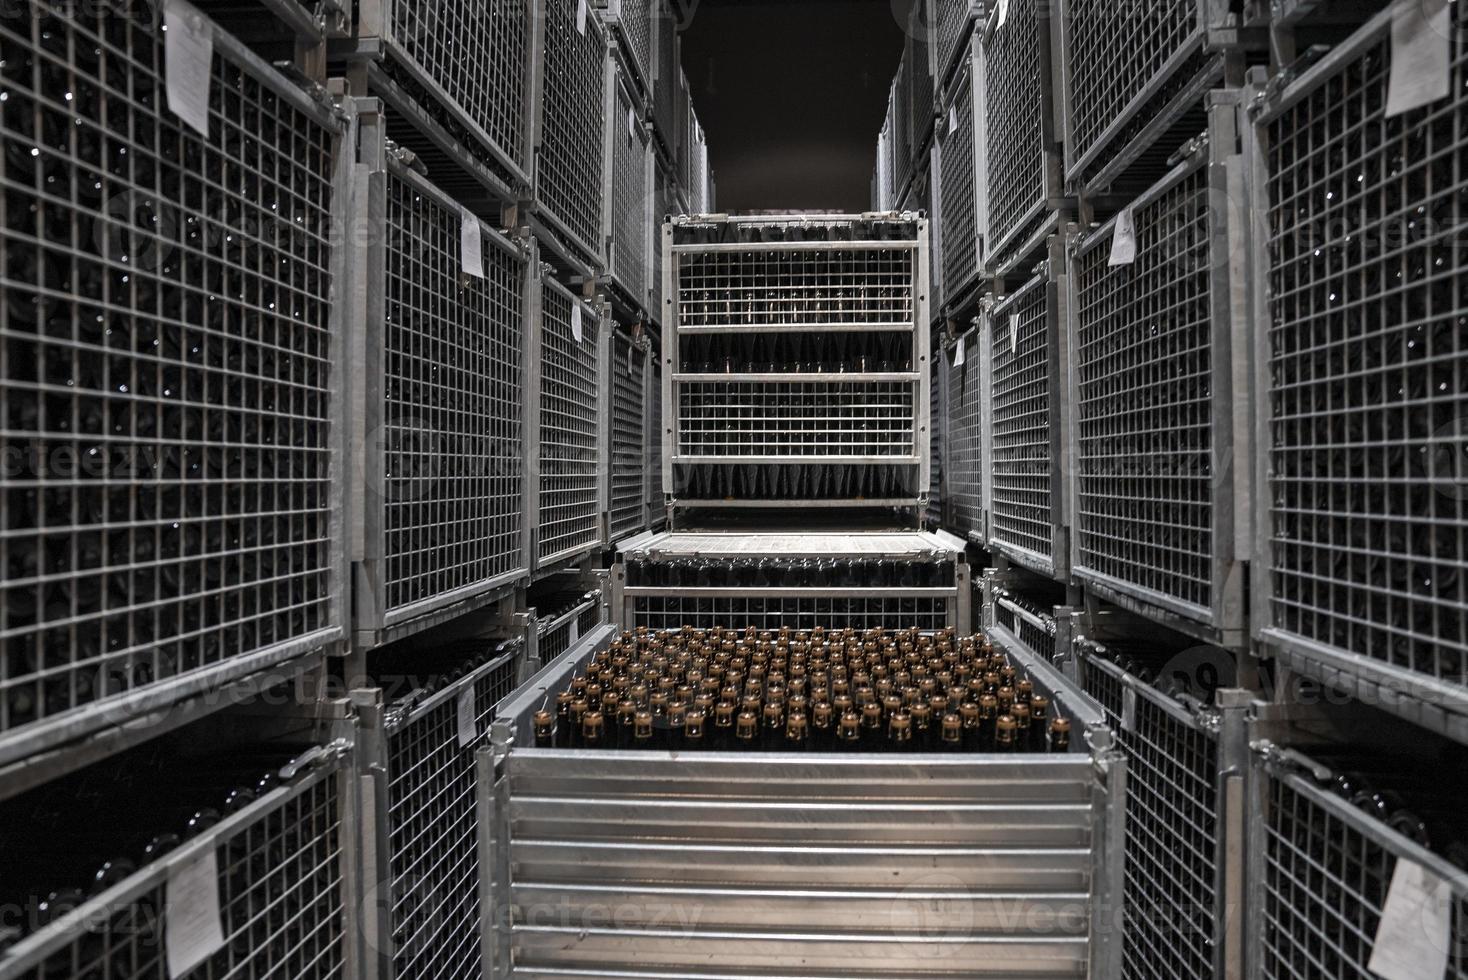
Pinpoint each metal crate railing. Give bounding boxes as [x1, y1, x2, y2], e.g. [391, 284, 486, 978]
[536, 0, 609, 268]
[928, 355, 946, 526]
[0, 4, 347, 765]
[536, 279, 605, 569]
[364, 649, 518, 980]
[1068, 95, 1250, 644]
[892, 60, 914, 202]
[990, 254, 1068, 578]
[1056, 0, 1227, 192]
[603, 63, 652, 313]
[675, 381, 920, 460]
[1248, 744, 1468, 980]
[646, 357, 665, 526]
[982, 0, 1062, 275]
[537, 591, 605, 665]
[351, 107, 530, 648]
[906, 0, 937, 158]
[602, 0, 652, 96]
[607, 329, 650, 540]
[992, 588, 1059, 664]
[1251, 7, 1468, 744]
[351, 0, 533, 194]
[938, 35, 985, 314]
[0, 742, 358, 979]
[935, 0, 984, 94]
[629, 595, 956, 632]
[946, 323, 987, 541]
[649, 0, 680, 159]
[1080, 648, 1247, 980]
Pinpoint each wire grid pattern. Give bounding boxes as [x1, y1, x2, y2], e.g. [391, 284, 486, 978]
[935, 0, 977, 89]
[676, 247, 917, 329]
[676, 382, 918, 458]
[613, 0, 652, 90]
[1261, 16, 1468, 684]
[577, 594, 604, 635]
[610, 82, 649, 306]
[893, 59, 914, 199]
[609, 332, 648, 538]
[1258, 767, 1468, 979]
[0, 4, 338, 735]
[652, 164, 669, 318]
[947, 343, 984, 535]
[1081, 657, 1221, 980]
[993, 598, 1056, 662]
[633, 595, 949, 632]
[1072, 163, 1215, 611]
[1062, 0, 1201, 173]
[928, 357, 944, 524]
[907, 4, 934, 151]
[11, 771, 345, 979]
[538, 289, 601, 564]
[991, 286, 1054, 562]
[538, 0, 607, 256]
[939, 67, 979, 305]
[647, 358, 664, 518]
[382, 175, 524, 612]
[984, 0, 1046, 254]
[388, 0, 527, 169]
[652, 0, 678, 150]
[386, 659, 517, 980]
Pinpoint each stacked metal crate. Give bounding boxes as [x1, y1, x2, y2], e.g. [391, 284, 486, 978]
[662, 214, 932, 522]
[606, 328, 652, 540]
[943, 319, 986, 542]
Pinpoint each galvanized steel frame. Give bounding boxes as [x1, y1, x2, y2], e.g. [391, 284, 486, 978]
[937, 34, 988, 317]
[601, 58, 654, 316]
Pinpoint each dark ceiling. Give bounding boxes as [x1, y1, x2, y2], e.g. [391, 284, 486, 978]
[676, 0, 913, 213]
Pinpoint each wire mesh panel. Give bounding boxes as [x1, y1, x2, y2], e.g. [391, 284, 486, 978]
[650, 0, 679, 156]
[928, 356, 945, 525]
[677, 382, 918, 459]
[1071, 152, 1222, 624]
[372, 0, 531, 183]
[934, 0, 982, 92]
[607, 0, 653, 93]
[992, 592, 1057, 663]
[947, 330, 985, 538]
[1, 752, 352, 979]
[1080, 653, 1223, 980]
[538, 592, 603, 664]
[608, 330, 648, 539]
[939, 45, 981, 312]
[991, 275, 1059, 573]
[360, 156, 528, 638]
[606, 71, 651, 310]
[537, 0, 608, 265]
[382, 652, 517, 980]
[538, 283, 603, 567]
[646, 357, 664, 525]
[1057, 0, 1217, 189]
[1252, 749, 1468, 980]
[892, 61, 914, 201]
[906, 1, 936, 156]
[0, 4, 344, 750]
[632, 595, 952, 632]
[983, 0, 1057, 268]
[1255, 8, 1468, 716]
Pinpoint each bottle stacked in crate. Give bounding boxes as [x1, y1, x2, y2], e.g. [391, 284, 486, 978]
[531, 626, 1074, 754]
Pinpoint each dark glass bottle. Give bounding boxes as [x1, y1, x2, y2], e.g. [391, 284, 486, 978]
[1049, 717, 1072, 753]
[838, 712, 863, 750]
[534, 710, 556, 748]
[785, 711, 810, 752]
[995, 715, 1019, 752]
[582, 711, 606, 749]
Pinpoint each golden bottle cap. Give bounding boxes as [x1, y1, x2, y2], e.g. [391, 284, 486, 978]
[786, 712, 809, 740]
[861, 702, 883, 729]
[941, 713, 963, 742]
[685, 710, 706, 738]
[889, 712, 913, 742]
[737, 710, 759, 740]
[534, 711, 555, 737]
[960, 702, 981, 729]
[715, 702, 736, 728]
[1030, 695, 1050, 722]
[635, 711, 654, 739]
[582, 711, 605, 739]
[838, 712, 862, 741]
[996, 714, 1018, 745]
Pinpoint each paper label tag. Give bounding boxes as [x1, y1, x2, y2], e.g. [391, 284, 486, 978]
[948, 103, 959, 135]
[952, 336, 966, 368]
[1387, 0, 1452, 117]
[571, 303, 584, 343]
[996, 0, 1011, 28]
[456, 686, 477, 747]
[165, 848, 226, 978]
[576, 0, 589, 34]
[1368, 857, 1452, 980]
[461, 210, 484, 279]
[628, 107, 638, 140]
[1121, 687, 1137, 732]
[569, 619, 581, 647]
[164, 0, 213, 138]
[1109, 207, 1138, 267]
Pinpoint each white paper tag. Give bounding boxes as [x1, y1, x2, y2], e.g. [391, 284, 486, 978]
[996, 0, 1011, 28]
[1121, 687, 1137, 732]
[952, 336, 966, 368]
[1368, 857, 1452, 980]
[1386, 0, 1452, 117]
[948, 103, 959, 135]
[569, 619, 581, 647]
[576, 0, 589, 34]
[164, 0, 213, 138]
[1109, 207, 1138, 267]
[456, 686, 477, 747]
[571, 303, 584, 343]
[461, 210, 484, 279]
[165, 848, 225, 978]
[628, 107, 638, 140]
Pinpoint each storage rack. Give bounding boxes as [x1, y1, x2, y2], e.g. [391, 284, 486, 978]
[606, 327, 653, 541]
[936, 35, 986, 319]
[944, 320, 987, 542]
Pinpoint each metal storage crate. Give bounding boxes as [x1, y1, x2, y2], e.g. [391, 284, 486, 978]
[601, 0, 653, 96]
[347, 0, 533, 198]
[646, 356, 665, 529]
[359, 648, 519, 980]
[482, 621, 1122, 980]
[1250, 7, 1468, 744]
[875, 107, 896, 211]
[981, 0, 1063, 277]
[535, 0, 610, 269]
[614, 532, 971, 633]
[946, 322, 987, 542]
[607, 328, 651, 540]
[0, 741, 361, 979]
[937, 36, 986, 316]
[535, 590, 605, 665]
[892, 57, 914, 201]
[1068, 94, 1251, 645]
[0, 4, 348, 766]
[989, 245, 1069, 579]
[1248, 743, 1468, 980]
[534, 277, 606, 570]
[350, 104, 531, 649]
[934, 0, 983, 94]
[649, 0, 680, 160]
[1056, 0, 1229, 193]
[906, 0, 937, 159]
[928, 354, 946, 526]
[603, 62, 653, 314]
[1080, 647, 1248, 980]
[990, 587, 1060, 665]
